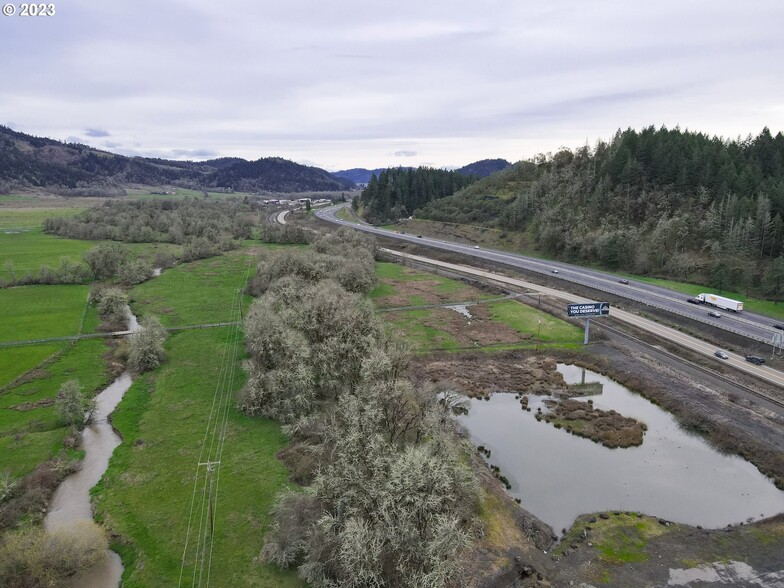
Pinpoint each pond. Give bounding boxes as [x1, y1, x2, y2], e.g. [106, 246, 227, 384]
[459, 364, 784, 535]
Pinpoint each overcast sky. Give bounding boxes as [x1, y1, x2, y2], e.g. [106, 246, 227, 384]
[1, 0, 783, 170]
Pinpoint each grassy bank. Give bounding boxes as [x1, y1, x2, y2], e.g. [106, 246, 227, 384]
[93, 328, 302, 587]
[0, 339, 111, 478]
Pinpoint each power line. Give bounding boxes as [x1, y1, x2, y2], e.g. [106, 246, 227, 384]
[179, 253, 254, 587]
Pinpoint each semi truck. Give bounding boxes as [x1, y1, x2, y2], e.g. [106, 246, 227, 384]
[696, 293, 743, 312]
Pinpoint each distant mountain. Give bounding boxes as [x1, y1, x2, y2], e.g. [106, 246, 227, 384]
[332, 168, 405, 185]
[334, 160, 509, 184]
[212, 157, 353, 192]
[456, 158, 511, 177]
[0, 126, 351, 194]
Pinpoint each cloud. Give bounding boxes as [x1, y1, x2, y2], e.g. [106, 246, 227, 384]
[111, 146, 218, 160]
[0, 0, 781, 169]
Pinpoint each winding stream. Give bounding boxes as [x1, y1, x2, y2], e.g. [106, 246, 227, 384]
[44, 307, 141, 587]
[459, 364, 784, 535]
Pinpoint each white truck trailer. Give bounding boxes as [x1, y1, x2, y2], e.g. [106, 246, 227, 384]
[697, 293, 743, 312]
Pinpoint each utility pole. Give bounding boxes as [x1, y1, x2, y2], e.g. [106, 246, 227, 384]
[536, 319, 541, 352]
[584, 318, 591, 345]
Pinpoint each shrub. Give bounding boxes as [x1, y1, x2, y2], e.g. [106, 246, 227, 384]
[117, 258, 153, 285]
[94, 287, 129, 329]
[127, 315, 167, 373]
[0, 521, 108, 587]
[55, 380, 94, 428]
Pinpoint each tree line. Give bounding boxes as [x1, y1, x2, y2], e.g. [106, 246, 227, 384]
[416, 127, 784, 299]
[357, 167, 478, 224]
[241, 228, 479, 586]
[44, 198, 253, 248]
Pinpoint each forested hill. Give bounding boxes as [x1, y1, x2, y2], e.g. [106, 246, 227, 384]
[334, 159, 509, 184]
[332, 167, 396, 184]
[456, 158, 511, 177]
[357, 167, 478, 224]
[416, 127, 784, 296]
[0, 126, 352, 194]
[210, 157, 352, 192]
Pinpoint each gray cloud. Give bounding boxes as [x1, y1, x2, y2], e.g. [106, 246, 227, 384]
[0, 0, 781, 169]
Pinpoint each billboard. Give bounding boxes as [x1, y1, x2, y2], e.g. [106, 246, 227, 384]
[567, 302, 610, 317]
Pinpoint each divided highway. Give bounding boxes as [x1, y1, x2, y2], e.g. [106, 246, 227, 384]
[316, 204, 781, 346]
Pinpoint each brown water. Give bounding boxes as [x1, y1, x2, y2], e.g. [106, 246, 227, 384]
[459, 364, 784, 535]
[44, 308, 140, 587]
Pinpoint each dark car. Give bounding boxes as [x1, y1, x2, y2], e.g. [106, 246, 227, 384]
[687, 298, 699, 304]
[745, 355, 765, 365]
[775, 324, 784, 331]
[416, 235, 422, 238]
[618, 279, 630, 285]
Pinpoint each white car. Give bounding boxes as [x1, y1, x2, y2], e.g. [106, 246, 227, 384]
[551, 269, 559, 274]
[474, 245, 480, 249]
[714, 350, 729, 360]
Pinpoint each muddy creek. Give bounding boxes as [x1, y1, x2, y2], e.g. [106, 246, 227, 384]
[459, 364, 784, 535]
[44, 307, 140, 586]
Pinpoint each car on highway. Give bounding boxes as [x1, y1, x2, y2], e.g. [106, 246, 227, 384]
[775, 324, 784, 331]
[745, 355, 765, 365]
[714, 350, 729, 360]
[474, 245, 480, 249]
[551, 269, 559, 274]
[416, 235, 422, 238]
[686, 298, 699, 304]
[708, 311, 722, 318]
[618, 279, 629, 284]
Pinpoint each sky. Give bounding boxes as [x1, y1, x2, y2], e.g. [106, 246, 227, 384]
[1, 0, 783, 171]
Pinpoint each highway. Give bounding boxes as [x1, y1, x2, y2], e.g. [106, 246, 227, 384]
[316, 204, 782, 346]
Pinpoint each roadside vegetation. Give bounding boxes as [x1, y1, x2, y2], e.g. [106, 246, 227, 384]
[365, 128, 784, 304]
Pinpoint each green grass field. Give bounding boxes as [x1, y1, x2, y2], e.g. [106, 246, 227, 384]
[0, 284, 89, 343]
[0, 207, 85, 230]
[0, 340, 111, 478]
[93, 328, 303, 587]
[487, 300, 584, 345]
[130, 249, 255, 326]
[386, 309, 462, 351]
[0, 230, 95, 280]
[370, 262, 493, 306]
[0, 344, 61, 389]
